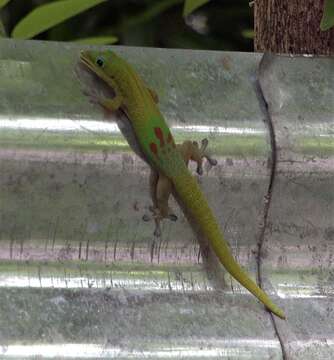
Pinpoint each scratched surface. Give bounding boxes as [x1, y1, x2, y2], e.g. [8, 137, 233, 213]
[0, 39, 333, 359]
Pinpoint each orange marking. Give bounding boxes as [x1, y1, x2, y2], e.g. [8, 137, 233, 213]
[154, 127, 165, 147]
[150, 142, 158, 155]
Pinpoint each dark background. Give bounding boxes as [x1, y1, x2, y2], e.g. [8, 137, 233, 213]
[2, 0, 254, 51]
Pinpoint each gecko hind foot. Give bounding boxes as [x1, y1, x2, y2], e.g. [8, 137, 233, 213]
[142, 214, 151, 222]
[142, 205, 157, 222]
[154, 226, 161, 237]
[143, 206, 177, 236]
[168, 214, 178, 221]
[142, 213, 162, 237]
[143, 209, 177, 222]
[208, 158, 218, 166]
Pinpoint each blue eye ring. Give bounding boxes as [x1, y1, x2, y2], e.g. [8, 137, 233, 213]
[96, 56, 105, 67]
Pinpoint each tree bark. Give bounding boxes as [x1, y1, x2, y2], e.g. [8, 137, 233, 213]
[254, 0, 334, 55]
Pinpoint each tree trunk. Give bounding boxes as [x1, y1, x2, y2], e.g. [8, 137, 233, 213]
[254, 0, 334, 55]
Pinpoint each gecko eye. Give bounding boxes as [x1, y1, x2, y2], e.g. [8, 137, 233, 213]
[96, 57, 105, 67]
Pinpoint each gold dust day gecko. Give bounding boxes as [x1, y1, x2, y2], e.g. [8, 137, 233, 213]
[79, 50, 285, 320]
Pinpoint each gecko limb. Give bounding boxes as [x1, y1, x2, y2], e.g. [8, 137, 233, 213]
[143, 138, 217, 237]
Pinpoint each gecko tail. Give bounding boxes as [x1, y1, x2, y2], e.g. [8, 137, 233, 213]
[172, 172, 286, 320]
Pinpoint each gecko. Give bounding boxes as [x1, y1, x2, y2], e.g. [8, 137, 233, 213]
[80, 50, 285, 319]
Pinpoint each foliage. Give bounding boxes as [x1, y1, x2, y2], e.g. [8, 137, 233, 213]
[12, 0, 107, 39]
[320, 0, 334, 31]
[0, 0, 11, 8]
[0, 0, 253, 51]
[0, 0, 332, 49]
[183, 0, 210, 16]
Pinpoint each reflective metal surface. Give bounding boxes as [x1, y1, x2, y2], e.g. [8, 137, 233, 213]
[259, 54, 334, 359]
[0, 39, 333, 359]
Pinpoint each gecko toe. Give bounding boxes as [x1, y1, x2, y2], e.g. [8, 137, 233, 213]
[142, 214, 151, 222]
[196, 166, 203, 175]
[154, 228, 161, 237]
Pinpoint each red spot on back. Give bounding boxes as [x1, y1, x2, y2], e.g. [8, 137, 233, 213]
[150, 142, 158, 155]
[154, 127, 165, 147]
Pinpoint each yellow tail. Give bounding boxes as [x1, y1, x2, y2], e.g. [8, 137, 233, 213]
[172, 172, 285, 319]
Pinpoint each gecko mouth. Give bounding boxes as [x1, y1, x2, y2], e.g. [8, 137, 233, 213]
[80, 51, 99, 76]
[80, 51, 111, 86]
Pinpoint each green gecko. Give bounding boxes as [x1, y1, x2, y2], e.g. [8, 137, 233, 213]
[80, 50, 286, 320]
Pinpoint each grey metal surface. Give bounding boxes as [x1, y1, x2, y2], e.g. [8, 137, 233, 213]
[259, 54, 334, 359]
[0, 39, 332, 359]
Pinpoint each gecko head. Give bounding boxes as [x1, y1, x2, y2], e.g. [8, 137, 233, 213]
[80, 50, 124, 84]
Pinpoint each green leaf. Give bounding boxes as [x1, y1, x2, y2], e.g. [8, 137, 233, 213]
[183, 0, 210, 17]
[242, 29, 254, 39]
[0, 0, 12, 9]
[74, 35, 118, 45]
[320, 0, 334, 31]
[11, 0, 107, 39]
[118, 0, 183, 31]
